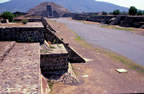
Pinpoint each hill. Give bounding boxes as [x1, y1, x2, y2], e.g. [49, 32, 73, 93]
[0, 0, 128, 13]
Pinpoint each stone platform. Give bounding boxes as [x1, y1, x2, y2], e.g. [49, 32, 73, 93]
[0, 43, 41, 94]
[41, 42, 68, 75]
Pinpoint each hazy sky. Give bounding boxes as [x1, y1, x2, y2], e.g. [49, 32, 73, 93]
[0, 0, 143, 10]
[96, 0, 144, 10]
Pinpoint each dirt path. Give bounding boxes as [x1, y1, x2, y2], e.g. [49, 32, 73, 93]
[53, 18, 144, 66]
[47, 19, 144, 94]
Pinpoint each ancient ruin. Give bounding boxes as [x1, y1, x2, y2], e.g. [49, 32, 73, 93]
[28, 2, 70, 18]
[0, 16, 84, 94]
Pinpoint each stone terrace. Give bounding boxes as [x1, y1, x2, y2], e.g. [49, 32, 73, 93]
[41, 42, 68, 75]
[0, 42, 40, 94]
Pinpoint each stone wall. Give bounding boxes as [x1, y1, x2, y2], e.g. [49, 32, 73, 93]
[87, 15, 114, 23]
[42, 18, 86, 63]
[42, 17, 56, 32]
[0, 27, 45, 44]
[43, 28, 85, 63]
[14, 18, 42, 22]
[118, 16, 144, 28]
[73, 14, 144, 28]
[41, 53, 68, 75]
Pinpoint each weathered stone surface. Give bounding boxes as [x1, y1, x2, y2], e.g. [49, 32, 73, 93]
[0, 41, 15, 61]
[0, 43, 40, 94]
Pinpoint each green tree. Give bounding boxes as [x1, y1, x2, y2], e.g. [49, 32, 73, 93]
[113, 9, 120, 15]
[129, 6, 137, 15]
[1, 11, 14, 22]
[137, 10, 143, 15]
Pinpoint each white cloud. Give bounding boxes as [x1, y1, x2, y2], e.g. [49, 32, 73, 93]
[96, 0, 144, 10]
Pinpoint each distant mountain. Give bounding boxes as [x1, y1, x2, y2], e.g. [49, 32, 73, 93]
[0, 0, 128, 13]
[28, 2, 70, 17]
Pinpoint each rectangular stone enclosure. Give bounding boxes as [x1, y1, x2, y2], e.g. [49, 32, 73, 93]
[41, 44, 68, 75]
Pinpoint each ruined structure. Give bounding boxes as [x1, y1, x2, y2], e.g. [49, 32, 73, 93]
[72, 14, 144, 28]
[28, 2, 70, 18]
[0, 17, 84, 93]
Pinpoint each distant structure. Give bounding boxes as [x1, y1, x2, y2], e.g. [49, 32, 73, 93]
[47, 5, 53, 17]
[28, 2, 70, 18]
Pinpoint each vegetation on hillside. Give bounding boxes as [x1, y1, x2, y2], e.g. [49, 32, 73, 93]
[1, 11, 15, 22]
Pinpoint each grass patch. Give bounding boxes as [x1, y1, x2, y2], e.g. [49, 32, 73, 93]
[75, 36, 81, 41]
[101, 25, 134, 31]
[102, 50, 144, 73]
[50, 46, 55, 49]
[40, 50, 49, 53]
[47, 80, 54, 89]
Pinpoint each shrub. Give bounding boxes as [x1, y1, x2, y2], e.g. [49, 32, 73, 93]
[1, 11, 14, 22]
[137, 10, 143, 15]
[129, 6, 137, 15]
[113, 9, 120, 15]
[21, 19, 28, 24]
